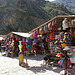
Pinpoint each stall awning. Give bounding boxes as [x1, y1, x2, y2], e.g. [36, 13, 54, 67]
[3, 32, 32, 38]
[12, 32, 31, 38]
[0, 37, 3, 40]
[12, 32, 31, 37]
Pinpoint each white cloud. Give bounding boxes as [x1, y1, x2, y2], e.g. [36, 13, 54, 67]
[46, 0, 55, 2]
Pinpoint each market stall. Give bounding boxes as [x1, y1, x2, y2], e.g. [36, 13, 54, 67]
[29, 15, 75, 55]
[2, 32, 31, 57]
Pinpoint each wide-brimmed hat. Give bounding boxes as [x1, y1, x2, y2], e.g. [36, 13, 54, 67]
[63, 46, 70, 51]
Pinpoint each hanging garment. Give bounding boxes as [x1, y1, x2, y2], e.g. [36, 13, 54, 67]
[52, 20, 54, 26]
[68, 19, 72, 27]
[39, 27, 44, 35]
[55, 35, 58, 40]
[11, 42, 14, 47]
[34, 37, 37, 43]
[27, 37, 31, 49]
[55, 33, 59, 40]
[49, 41, 53, 49]
[48, 22, 53, 30]
[58, 59, 62, 66]
[50, 32, 54, 40]
[61, 59, 64, 67]
[31, 45, 33, 50]
[47, 33, 50, 41]
[54, 19, 58, 32]
[16, 36, 19, 41]
[74, 29, 75, 36]
[52, 31, 55, 38]
[26, 38, 29, 43]
[26, 37, 30, 44]
[63, 34, 69, 42]
[60, 32, 64, 39]
[64, 59, 72, 68]
[62, 18, 69, 30]
[44, 25, 49, 33]
[36, 29, 39, 34]
[10, 34, 13, 38]
[54, 19, 57, 25]
[11, 34, 15, 38]
[33, 30, 37, 38]
[72, 19, 75, 27]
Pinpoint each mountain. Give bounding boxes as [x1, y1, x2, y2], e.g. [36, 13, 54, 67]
[0, 0, 73, 35]
[52, 0, 75, 12]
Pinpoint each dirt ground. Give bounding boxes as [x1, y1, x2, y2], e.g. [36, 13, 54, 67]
[0, 53, 75, 75]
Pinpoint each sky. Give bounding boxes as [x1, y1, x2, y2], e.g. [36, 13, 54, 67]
[45, 0, 55, 2]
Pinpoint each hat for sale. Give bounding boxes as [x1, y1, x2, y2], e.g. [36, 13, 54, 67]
[63, 46, 70, 51]
[64, 32, 68, 35]
[60, 40, 63, 43]
[56, 53, 63, 57]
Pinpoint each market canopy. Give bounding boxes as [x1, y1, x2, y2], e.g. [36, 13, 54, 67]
[4, 32, 32, 38]
[12, 32, 32, 38]
[0, 37, 3, 40]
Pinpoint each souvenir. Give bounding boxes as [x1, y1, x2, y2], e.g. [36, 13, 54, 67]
[48, 22, 53, 30]
[62, 18, 69, 30]
[39, 27, 44, 35]
[44, 25, 49, 33]
[68, 19, 72, 27]
[33, 30, 37, 38]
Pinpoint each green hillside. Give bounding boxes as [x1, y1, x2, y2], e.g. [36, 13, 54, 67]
[52, 0, 75, 12]
[0, 0, 73, 34]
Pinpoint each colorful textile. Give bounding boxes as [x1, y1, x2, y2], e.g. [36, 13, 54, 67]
[58, 59, 62, 65]
[61, 43, 66, 48]
[61, 59, 64, 67]
[39, 27, 44, 35]
[48, 22, 53, 30]
[68, 19, 72, 27]
[16, 36, 19, 41]
[44, 25, 49, 33]
[34, 38, 37, 43]
[58, 59, 72, 68]
[62, 18, 69, 30]
[33, 30, 37, 38]
[60, 32, 64, 39]
[56, 53, 63, 57]
[74, 29, 75, 35]
[19, 45, 22, 52]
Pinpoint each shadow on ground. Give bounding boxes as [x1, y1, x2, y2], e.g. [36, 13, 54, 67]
[27, 65, 63, 74]
[26, 65, 75, 75]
